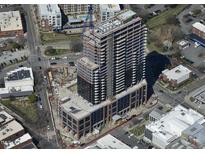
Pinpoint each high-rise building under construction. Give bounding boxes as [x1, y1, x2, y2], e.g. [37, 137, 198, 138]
[77, 9, 147, 104]
[60, 9, 148, 139]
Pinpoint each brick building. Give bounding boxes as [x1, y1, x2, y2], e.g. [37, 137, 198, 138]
[0, 11, 23, 38]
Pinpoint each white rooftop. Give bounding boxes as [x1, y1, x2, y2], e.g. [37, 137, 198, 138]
[162, 65, 192, 81]
[60, 79, 147, 120]
[100, 4, 121, 12]
[177, 40, 189, 46]
[192, 22, 205, 33]
[0, 67, 34, 95]
[146, 105, 204, 146]
[3, 133, 32, 149]
[86, 134, 131, 149]
[0, 11, 23, 32]
[38, 4, 61, 15]
[0, 120, 24, 141]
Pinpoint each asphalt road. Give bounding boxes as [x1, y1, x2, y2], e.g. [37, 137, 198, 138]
[153, 76, 205, 108]
[21, 4, 58, 148]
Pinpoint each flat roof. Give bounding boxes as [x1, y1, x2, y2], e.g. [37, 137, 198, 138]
[0, 11, 23, 32]
[0, 67, 34, 95]
[0, 111, 14, 126]
[0, 120, 24, 141]
[146, 105, 204, 146]
[149, 108, 165, 120]
[6, 67, 33, 81]
[78, 57, 99, 70]
[100, 4, 121, 12]
[162, 65, 192, 81]
[183, 121, 205, 147]
[60, 79, 147, 120]
[177, 40, 189, 46]
[86, 134, 131, 149]
[93, 9, 140, 35]
[38, 4, 61, 15]
[3, 133, 32, 149]
[192, 22, 205, 33]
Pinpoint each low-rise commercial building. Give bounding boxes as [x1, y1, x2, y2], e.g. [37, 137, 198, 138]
[176, 40, 190, 50]
[149, 108, 165, 122]
[0, 111, 25, 142]
[144, 105, 204, 148]
[85, 134, 131, 149]
[182, 120, 205, 148]
[0, 111, 36, 149]
[100, 4, 121, 22]
[192, 22, 205, 40]
[37, 4, 62, 31]
[0, 67, 34, 98]
[159, 65, 192, 87]
[2, 133, 34, 149]
[0, 11, 23, 38]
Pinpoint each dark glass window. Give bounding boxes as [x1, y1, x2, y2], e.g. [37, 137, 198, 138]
[117, 95, 130, 112]
[91, 108, 104, 125]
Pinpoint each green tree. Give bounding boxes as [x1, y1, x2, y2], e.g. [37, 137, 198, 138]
[28, 94, 37, 104]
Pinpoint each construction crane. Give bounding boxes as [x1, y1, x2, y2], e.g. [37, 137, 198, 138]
[82, 4, 94, 35]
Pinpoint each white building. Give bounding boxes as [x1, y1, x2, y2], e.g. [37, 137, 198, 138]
[2, 133, 32, 149]
[144, 105, 204, 148]
[160, 65, 192, 87]
[176, 40, 190, 50]
[38, 4, 62, 30]
[100, 4, 121, 22]
[86, 134, 131, 149]
[0, 67, 34, 98]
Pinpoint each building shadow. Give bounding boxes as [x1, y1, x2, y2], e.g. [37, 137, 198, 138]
[145, 51, 171, 100]
[59, 7, 68, 28]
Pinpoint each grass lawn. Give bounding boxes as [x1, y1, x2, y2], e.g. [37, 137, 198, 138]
[45, 48, 69, 56]
[147, 42, 163, 52]
[130, 124, 145, 137]
[40, 32, 80, 44]
[0, 99, 38, 124]
[146, 5, 188, 29]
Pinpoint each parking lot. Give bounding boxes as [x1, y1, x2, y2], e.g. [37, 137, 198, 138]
[0, 49, 29, 65]
[177, 4, 204, 34]
[181, 41, 205, 67]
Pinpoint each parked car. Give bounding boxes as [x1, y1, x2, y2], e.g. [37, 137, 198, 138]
[50, 62, 57, 65]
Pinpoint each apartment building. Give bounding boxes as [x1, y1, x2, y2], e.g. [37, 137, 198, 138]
[59, 9, 147, 139]
[78, 9, 147, 104]
[59, 4, 99, 15]
[38, 4, 62, 31]
[99, 4, 121, 22]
